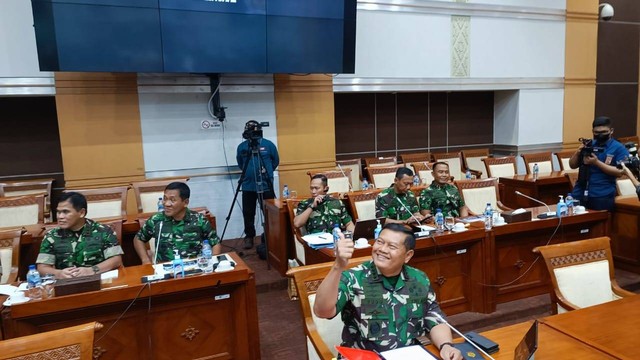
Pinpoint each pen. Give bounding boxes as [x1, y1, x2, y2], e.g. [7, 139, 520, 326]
[372, 349, 387, 360]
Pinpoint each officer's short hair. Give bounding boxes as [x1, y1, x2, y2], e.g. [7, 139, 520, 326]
[382, 223, 416, 251]
[593, 116, 612, 128]
[395, 167, 414, 180]
[311, 174, 328, 187]
[59, 192, 88, 213]
[165, 182, 190, 200]
[432, 162, 449, 172]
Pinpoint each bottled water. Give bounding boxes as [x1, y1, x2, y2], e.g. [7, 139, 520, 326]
[465, 170, 472, 179]
[435, 209, 444, 233]
[362, 178, 369, 191]
[332, 224, 342, 256]
[484, 203, 493, 230]
[533, 163, 539, 180]
[413, 174, 420, 186]
[282, 184, 290, 199]
[157, 197, 164, 212]
[202, 240, 212, 261]
[565, 193, 574, 216]
[26, 264, 42, 300]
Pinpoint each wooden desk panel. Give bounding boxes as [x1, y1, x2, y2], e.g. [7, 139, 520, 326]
[265, 199, 293, 276]
[541, 295, 640, 359]
[500, 172, 572, 209]
[613, 195, 640, 273]
[2, 253, 259, 360]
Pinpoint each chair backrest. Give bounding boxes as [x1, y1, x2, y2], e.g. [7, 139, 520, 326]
[555, 150, 578, 173]
[533, 237, 619, 314]
[521, 152, 554, 175]
[461, 149, 490, 178]
[0, 322, 102, 359]
[482, 156, 517, 178]
[364, 156, 397, 168]
[411, 162, 435, 186]
[399, 152, 432, 169]
[67, 186, 129, 219]
[0, 195, 45, 228]
[287, 257, 369, 360]
[132, 178, 189, 213]
[365, 165, 404, 189]
[0, 229, 21, 284]
[345, 189, 383, 221]
[99, 217, 124, 244]
[617, 177, 636, 196]
[455, 178, 500, 214]
[307, 169, 352, 193]
[284, 199, 307, 264]
[0, 178, 54, 218]
[617, 135, 639, 145]
[336, 159, 362, 191]
[432, 152, 464, 180]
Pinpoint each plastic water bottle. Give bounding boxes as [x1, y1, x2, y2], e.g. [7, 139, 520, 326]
[413, 174, 420, 186]
[435, 209, 444, 233]
[373, 219, 382, 239]
[202, 240, 212, 261]
[26, 265, 43, 300]
[465, 170, 472, 179]
[157, 197, 164, 212]
[484, 203, 493, 230]
[556, 195, 567, 217]
[282, 184, 290, 199]
[533, 163, 539, 180]
[566, 193, 574, 216]
[362, 178, 370, 191]
[332, 224, 342, 256]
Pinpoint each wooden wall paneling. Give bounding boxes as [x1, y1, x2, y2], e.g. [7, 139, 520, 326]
[596, 23, 639, 83]
[274, 75, 337, 195]
[596, 84, 638, 137]
[396, 93, 429, 150]
[334, 93, 375, 156]
[429, 92, 448, 149]
[54, 72, 146, 215]
[375, 93, 397, 153]
[447, 91, 494, 147]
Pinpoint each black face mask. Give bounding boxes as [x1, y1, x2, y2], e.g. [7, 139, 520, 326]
[594, 133, 611, 144]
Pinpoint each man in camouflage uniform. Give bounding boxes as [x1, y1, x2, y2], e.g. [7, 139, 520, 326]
[419, 162, 470, 218]
[293, 174, 355, 234]
[314, 223, 462, 359]
[37, 192, 123, 279]
[375, 167, 427, 225]
[134, 182, 220, 263]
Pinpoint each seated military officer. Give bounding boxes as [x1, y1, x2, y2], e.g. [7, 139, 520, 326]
[293, 174, 355, 234]
[134, 182, 221, 264]
[375, 167, 427, 225]
[419, 162, 470, 218]
[36, 192, 124, 279]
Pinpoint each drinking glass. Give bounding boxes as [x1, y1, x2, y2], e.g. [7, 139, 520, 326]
[444, 216, 455, 230]
[41, 274, 56, 298]
[290, 190, 298, 199]
[197, 257, 209, 273]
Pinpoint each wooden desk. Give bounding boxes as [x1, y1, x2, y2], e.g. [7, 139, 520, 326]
[1, 252, 259, 360]
[541, 295, 640, 359]
[613, 195, 640, 273]
[265, 199, 294, 277]
[487, 207, 608, 311]
[500, 172, 572, 209]
[425, 321, 615, 359]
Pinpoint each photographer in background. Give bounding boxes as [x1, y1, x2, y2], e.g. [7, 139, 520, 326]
[236, 120, 279, 250]
[569, 116, 629, 211]
[294, 174, 355, 234]
[620, 162, 640, 200]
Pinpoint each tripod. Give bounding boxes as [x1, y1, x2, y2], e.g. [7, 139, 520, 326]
[219, 136, 274, 269]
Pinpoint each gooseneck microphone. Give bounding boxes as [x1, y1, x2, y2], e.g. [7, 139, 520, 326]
[153, 221, 164, 265]
[514, 191, 556, 219]
[395, 196, 424, 225]
[431, 312, 497, 360]
[336, 164, 353, 191]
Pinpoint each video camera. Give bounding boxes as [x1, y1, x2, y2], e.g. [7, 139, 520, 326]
[578, 137, 605, 157]
[242, 120, 263, 143]
[617, 141, 640, 179]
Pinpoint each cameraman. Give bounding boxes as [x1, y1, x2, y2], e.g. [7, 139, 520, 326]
[236, 120, 280, 249]
[569, 116, 629, 211]
[620, 163, 640, 200]
[293, 174, 355, 234]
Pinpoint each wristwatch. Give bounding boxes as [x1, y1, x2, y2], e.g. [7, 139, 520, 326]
[92, 265, 100, 274]
[439, 342, 454, 351]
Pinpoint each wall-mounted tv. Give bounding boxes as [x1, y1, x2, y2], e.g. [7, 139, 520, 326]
[31, 0, 357, 74]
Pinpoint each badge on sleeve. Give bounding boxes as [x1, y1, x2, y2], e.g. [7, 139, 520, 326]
[605, 154, 613, 165]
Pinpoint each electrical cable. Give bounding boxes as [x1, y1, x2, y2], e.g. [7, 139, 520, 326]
[94, 282, 151, 344]
[207, 82, 221, 119]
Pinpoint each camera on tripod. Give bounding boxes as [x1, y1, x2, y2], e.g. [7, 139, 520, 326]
[617, 141, 640, 179]
[578, 137, 605, 157]
[242, 120, 264, 144]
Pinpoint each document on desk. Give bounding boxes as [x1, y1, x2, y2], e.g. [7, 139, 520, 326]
[302, 233, 334, 246]
[380, 345, 438, 360]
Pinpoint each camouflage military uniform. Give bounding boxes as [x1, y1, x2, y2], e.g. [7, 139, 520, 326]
[137, 208, 219, 262]
[296, 196, 352, 234]
[336, 260, 446, 352]
[37, 218, 124, 269]
[419, 183, 465, 217]
[375, 187, 420, 221]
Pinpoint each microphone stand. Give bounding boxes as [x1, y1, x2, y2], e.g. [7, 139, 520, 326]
[431, 312, 496, 360]
[514, 191, 556, 219]
[336, 163, 353, 192]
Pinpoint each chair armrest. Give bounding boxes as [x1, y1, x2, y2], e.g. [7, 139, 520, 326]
[612, 282, 636, 297]
[305, 317, 335, 360]
[554, 291, 580, 312]
[6, 267, 18, 284]
[496, 201, 513, 212]
[468, 169, 483, 178]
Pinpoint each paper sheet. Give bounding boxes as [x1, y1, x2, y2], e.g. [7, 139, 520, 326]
[0, 284, 18, 296]
[100, 269, 119, 280]
[380, 345, 439, 360]
[302, 233, 334, 246]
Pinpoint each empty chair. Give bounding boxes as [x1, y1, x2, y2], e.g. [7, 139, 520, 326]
[461, 148, 489, 178]
[0, 178, 54, 220]
[363, 156, 397, 168]
[617, 176, 636, 196]
[67, 186, 129, 219]
[132, 178, 189, 213]
[482, 156, 517, 178]
[0, 194, 45, 228]
[521, 152, 554, 175]
[365, 165, 404, 189]
[411, 162, 436, 186]
[345, 188, 383, 221]
[336, 159, 362, 191]
[307, 169, 352, 193]
[0, 229, 21, 284]
[533, 237, 635, 314]
[555, 150, 578, 173]
[455, 178, 512, 214]
[399, 152, 432, 169]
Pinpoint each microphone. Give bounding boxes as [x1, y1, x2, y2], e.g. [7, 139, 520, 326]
[394, 196, 425, 226]
[514, 191, 556, 219]
[431, 312, 496, 360]
[336, 164, 353, 191]
[153, 220, 164, 265]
